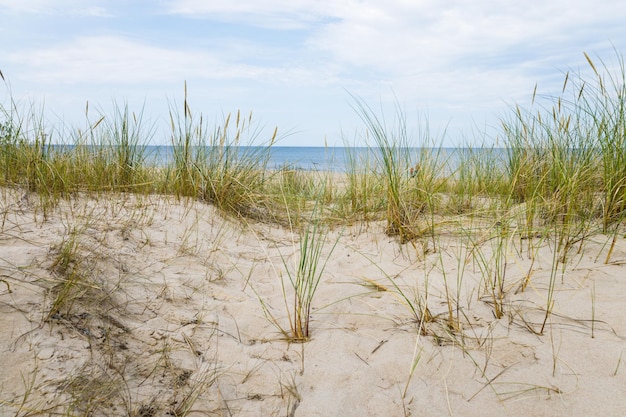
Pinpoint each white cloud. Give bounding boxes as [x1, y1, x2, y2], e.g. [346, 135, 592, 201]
[162, 0, 626, 109]
[310, 1, 625, 73]
[8, 36, 309, 85]
[289, 0, 626, 118]
[5, 1, 626, 145]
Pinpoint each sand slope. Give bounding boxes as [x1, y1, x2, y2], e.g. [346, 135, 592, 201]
[1, 189, 625, 416]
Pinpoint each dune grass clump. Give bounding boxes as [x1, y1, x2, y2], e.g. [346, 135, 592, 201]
[0, 83, 280, 224]
[446, 145, 507, 214]
[350, 96, 449, 244]
[500, 51, 626, 265]
[0, 100, 69, 217]
[351, 97, 413, 241]
[166, 83, 277, 221]
[96, 102, 154, 193]
[0, 97, 156, 201]
[252, 190, 340, 342]
[339, 143, 386, 223]
[282, 209, 339, 341]
[46, 224, 87, 321]
[197, 113, 276, 219]
[579, 53, 626, 261]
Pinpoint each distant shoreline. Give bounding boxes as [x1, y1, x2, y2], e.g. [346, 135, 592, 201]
[46, 144, 510, 171]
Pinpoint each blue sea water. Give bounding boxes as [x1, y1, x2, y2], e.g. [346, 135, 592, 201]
[142, 146, 507, 172]
[143, 146, 355, 171]
[46, 145, 506, 173]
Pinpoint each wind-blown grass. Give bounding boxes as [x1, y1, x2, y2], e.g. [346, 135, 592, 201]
[1, 53, 625, 234]
[166, 83, 277, 221]
[262, 190, 340, 341]
[351, 96, 413, 240]
[283, 209, 339, 340]
[0, 84, 279, 222]
[350, 96, 449, 244]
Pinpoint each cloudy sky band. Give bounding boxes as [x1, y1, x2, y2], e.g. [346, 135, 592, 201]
[1, 0, 625, 146]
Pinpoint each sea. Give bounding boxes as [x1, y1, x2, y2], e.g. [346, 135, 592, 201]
[140, 146, 508, 173]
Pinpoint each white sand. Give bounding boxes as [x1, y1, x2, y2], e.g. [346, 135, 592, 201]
[1, 189, 625, 416]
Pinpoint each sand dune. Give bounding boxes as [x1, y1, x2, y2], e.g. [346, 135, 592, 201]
[1, 189, 625, 416]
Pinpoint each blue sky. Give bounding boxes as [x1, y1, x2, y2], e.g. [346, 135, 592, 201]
[2, 0, 626, 146]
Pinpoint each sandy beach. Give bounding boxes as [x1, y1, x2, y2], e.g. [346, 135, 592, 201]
[0, 187, 624, 416]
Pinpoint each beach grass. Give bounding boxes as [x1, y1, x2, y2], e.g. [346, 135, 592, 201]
[1, 54, 623, 234]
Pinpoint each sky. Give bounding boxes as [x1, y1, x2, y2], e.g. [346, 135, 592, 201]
[1, 0, 626, 147]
